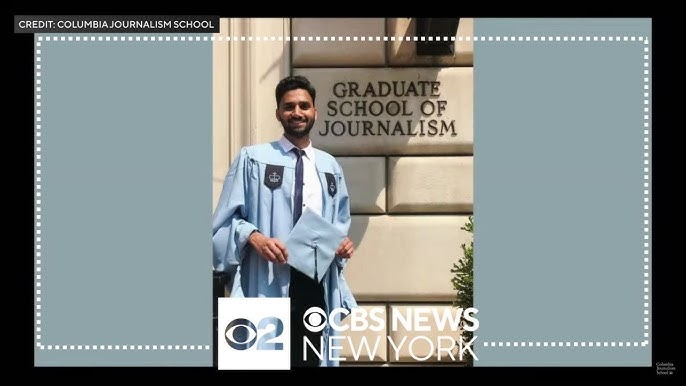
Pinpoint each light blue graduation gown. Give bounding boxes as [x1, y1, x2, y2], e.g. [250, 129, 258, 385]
[212, 140, 357, 366]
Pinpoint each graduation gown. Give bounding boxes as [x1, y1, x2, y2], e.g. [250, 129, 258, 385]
[212, 140, 357, 366]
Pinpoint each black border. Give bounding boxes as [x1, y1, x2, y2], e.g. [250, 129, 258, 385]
[17, 11, 670, 380]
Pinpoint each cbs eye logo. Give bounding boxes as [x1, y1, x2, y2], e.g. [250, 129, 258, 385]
[224, 317, 284, 351]
[303, 307, 328, 333]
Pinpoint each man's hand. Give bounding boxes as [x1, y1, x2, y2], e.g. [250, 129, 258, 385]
[248, 231, 288, 264]
[335, 237, 354, 259]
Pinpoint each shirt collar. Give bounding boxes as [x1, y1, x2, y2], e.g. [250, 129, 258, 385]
[279, 135, 315, 160]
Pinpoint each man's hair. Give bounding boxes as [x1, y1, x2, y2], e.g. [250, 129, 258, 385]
[275, 75, 316, 106]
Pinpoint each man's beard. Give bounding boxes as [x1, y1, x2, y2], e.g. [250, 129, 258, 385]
[283, 118, 315, 138]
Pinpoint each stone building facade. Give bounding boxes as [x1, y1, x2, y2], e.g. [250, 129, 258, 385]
[213, 18, 474, 366]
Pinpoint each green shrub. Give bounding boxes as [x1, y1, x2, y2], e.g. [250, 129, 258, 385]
[451, 215, 474, 365]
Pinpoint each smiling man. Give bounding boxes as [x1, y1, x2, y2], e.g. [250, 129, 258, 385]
[212, 75, 357, 367]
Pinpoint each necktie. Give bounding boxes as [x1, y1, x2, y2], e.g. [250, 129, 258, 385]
[292, 148, 305, 224]
[289, 147, 324, 367]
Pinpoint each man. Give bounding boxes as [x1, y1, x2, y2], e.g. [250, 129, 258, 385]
[212, 75, 357, 367]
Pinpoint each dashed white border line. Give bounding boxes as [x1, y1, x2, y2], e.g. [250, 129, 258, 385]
[35, 37, 42, 348]
[34, 35, 651, 42]
[34, 35, 210, 351]
[642, 38, 651, 344]
[39, 344, 212, 351]
[35, 34, 650, 350]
